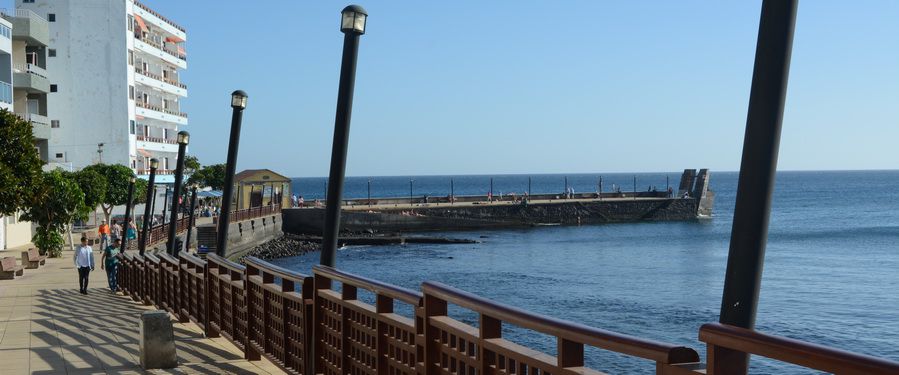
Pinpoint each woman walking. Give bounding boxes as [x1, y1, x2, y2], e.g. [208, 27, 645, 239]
[74, 237, 95, 295]
[100, 238, 121, 292]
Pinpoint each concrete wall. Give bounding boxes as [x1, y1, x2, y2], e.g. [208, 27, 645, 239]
[196, 214, 282, 261]
[2, 214, 33, 250]
[283, 198, 701, 235]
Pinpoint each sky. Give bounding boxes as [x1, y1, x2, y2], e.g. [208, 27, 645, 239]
[10, 1, 898, 177]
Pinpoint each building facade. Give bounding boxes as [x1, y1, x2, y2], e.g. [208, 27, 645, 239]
[18, 0, 187, 183]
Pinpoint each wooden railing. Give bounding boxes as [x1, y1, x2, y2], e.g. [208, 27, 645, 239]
[144, 216, 191, 247]
[212, 204, 281, 224]
[116, 254, 899, 375]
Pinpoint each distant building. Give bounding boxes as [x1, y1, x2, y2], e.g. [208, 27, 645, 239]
[18, 0, 188, 183]
[0, 16, 13, 112]
[233, 169, 292, 210]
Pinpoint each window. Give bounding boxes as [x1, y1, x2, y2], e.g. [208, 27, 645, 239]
[55, 153, 63, 159]
[129, 85, 134, 100]
[48, 14, 56, 22]
[128, 50, 133, 65]
[49, 49, 56, 57]
[50, 84, 58, 92]
[51, 120, 60, 128]
[23, 0, 35, 3]
[130, 120, 135, 134]
[127, 15, 133, 31]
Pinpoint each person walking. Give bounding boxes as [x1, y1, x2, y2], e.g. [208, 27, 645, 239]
[98, 220, 110, 249]
[74, 237, 95, 295]
[111, 220, 122, 243]
[101, 238, 121, 293]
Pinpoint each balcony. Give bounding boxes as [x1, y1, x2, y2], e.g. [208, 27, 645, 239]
[137, 168, 176, 175]
[1, 9, 49, 46]
[133, 36, 186, 69]
[136, 134, 178, 153]
[13, 63, 50, 93]
[135, 100, 188, 125]
[134, 67, 187, 97]
[0, 82, 11, 105]
[18, 112, 50, 140]
[133, 0, 186, 35]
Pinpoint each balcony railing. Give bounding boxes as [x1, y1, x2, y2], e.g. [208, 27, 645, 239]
[135, 66, 187, 89]
[115, 254, 899, 375]
[133, 0, 186, 33]
[136, 168, 176, 175]
[135, 34, 186, 61]
[136, 135, 177, 144]
[0, 82, 12, 104]
[14, 63, 48, 79]
[19, 112, 49, 126]
[135, 100, 188, 118]
[211, 205, 281, 225]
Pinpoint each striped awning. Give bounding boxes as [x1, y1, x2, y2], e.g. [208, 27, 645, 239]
[134, 15, 148, 30]
[136, 148, 152, 157]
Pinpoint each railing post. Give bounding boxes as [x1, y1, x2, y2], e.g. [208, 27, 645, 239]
[479, 314, 501, 374]
[423, 292, 447, 374]
[204, 261, 219, 338]
[313, 274, 332, 373]
[375, 294, 393, 375]
[340, 284, 357, 373]
[243, 265, 260, 361]
[558, 338, 585, 369]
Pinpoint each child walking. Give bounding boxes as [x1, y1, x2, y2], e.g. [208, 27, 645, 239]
[74, 237, 95, 295]
[101, 238, 121, 292]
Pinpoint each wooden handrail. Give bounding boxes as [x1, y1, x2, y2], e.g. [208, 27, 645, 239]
[699, 323, 899, 375]
[422, 281, 700, 365]
[314, 265, 422, 305]
[180, 252, 206, 268]
[245, 256, 309, 283]
[206, 253, 245, 272]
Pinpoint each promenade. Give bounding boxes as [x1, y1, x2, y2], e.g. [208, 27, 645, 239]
[0, 245, 284, 375]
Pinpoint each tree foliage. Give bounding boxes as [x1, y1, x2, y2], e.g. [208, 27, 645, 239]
[81, 163, 135, 222]
[0, 110, 43, 216]
[69, 169, 106, 220]
[133, 178, 149, 205]
[21, 171, 86, 257]
[184, 155, 200, 175]
[187, 163, 226, 190]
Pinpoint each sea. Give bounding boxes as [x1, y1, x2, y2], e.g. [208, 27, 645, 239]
[275, 171, 899, 374]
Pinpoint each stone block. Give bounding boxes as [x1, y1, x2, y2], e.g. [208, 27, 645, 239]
[139, 310, 177, 369]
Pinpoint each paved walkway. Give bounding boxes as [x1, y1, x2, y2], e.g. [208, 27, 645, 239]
[0, 245, 284, 374]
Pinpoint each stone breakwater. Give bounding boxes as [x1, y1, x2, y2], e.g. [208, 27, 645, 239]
[238, 233, 318, 263]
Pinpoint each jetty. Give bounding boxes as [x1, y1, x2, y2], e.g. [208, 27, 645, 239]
[285, 169, 714, 235]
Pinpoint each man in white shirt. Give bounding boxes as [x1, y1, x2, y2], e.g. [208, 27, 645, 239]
[74, 237, 95, 295]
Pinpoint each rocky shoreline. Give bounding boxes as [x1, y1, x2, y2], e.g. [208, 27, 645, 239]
[237, 232, 477, 263]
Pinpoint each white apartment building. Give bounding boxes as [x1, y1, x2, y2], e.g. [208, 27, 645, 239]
[19, 0, 188, 183]
[0, 16, 13, 112]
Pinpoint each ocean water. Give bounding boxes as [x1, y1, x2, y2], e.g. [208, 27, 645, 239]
[276, 171, 899, 374]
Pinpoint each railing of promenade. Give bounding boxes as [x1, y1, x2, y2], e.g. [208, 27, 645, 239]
[143, 216, 191, 247]
[115, 252, 899, 375]
[212, 204, 281, 225]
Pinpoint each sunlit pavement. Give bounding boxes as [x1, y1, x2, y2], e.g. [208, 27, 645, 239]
[0, 246, 284, 374]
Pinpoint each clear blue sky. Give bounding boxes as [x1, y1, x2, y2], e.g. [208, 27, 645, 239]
[14, 1, 899, 176]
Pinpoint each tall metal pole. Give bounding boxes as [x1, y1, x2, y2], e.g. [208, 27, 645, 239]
[367, 178, 372, 207]
[528, 176, 531, 197]
[167, 132, 189, 257]
[161, 186, 169, 225]
[122, 177, 135, 251]
[599, 176, 603, 200]
[216, 90, 248, 257]
[490, 178, 493, 201]
[185, 186, 197, 253]
[321, 5, 367, 267]
[409, 179, 414, 205]
[633, 176, 637, 200]
[717, 1, 798, 373]
[139, 160, 158, 256]
[564, 176, 568, 196]
[450, 178, 454, 205]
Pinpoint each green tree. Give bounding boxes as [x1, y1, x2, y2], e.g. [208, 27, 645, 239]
[184, 155, 200, 175]
[69, 169, 107, 219]
[0, 110, 43, 216]
[81, 164, 135, 223]
[187, 163, 226, 190]
[21, 171, 86, 257]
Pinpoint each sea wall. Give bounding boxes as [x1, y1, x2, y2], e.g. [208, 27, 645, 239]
[282, 198, 700, 235]
[196, 214, 283, 260]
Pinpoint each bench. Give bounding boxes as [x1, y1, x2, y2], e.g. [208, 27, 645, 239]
[20, 248, 47, 269]
[0, 257, 25, 279]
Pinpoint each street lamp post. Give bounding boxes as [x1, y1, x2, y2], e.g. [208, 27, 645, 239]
[139, 159, 158, 255]
[216, 90, 248, 257]
[167, 131, 189, 257]
[161, 186, 170, 226]
[409, 178, 414, 206]
[367, 178, 372, 207]
[122, 177, 135, 251]
[450, 178, 454, 205]
[718, 1, 798, 373]
[321, 5, 368, 267]
[97, 143, 104, 163]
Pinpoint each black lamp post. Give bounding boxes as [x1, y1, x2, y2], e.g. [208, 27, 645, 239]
[122, 177, 135, 251]
[409, 178, 414, 205]
[216, 90, 248, 257]
[185, 185, 198, 253]
[321, 4, 367, 267]
[367, 178, 372, 207]
[139, 159, 158, 255]
[717, 1, 798, 373]
[167, 131, 189, 257]
[450, 178, 454, 205]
